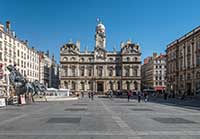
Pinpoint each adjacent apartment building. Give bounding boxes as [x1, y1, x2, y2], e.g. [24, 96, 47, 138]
[38, 51, 59, 88]
[141, 53, 166, 93]
[166, 26, 200, 96]
[0, 21, 59, 96]
[0, 21, 40, 95]
[60, 20, 142, 94]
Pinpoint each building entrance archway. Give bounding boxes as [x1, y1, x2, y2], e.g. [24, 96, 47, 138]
[97, 81, 104, 93]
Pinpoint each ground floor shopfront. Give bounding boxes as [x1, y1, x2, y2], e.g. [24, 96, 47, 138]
[167, 68, 200, 96]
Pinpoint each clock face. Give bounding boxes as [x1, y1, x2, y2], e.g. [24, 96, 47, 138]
[95, 49, 105, 59]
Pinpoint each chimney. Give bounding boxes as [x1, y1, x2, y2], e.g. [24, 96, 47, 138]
[76, 40, 80, 50]
[46, 50, 49, 57]
[0, 23, 4, 32]
[153, 52, 157, 58]
[120, 41, 124, 49]
[52, 53, 55, 61]
[24, 40, 28, 46]
[6, 21, 11, 33]
[12, 31, 15, 37]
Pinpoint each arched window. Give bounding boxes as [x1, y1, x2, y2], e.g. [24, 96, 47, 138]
[70, 57, 75, 61]
[64, 68, 68, 76]
[197, 72, 200, 79]
[109, 68, 113, 76]
[134, 81, 138, 90]
[97, 66, 103, 77]
[71, 66, 76, 76]
[80, 58, 84, 62]
[134, 57, 138, 62]
[109, 58, 113, 62]
[116, 66, 121, 76]
[88, 81, 93, 90]
[80, 66, 85, 76]
[187, 73, 191, 80]
[81, 82, 85, 90]
[109, 81, 113, 90]
[126, 81, 130, 90]
[133, 67, 138, 76]
[127, 57, 130, 62]
[117, 81, 120, 90]
[88, 68, 92, 76]
[72, 81, 76, 90]
[88, 58, 92, 62]
[63, 57, 68, 61]
[125, 67, 130, 76]
[64, 81, 68, 89]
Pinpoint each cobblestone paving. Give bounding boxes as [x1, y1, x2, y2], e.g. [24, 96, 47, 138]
[0, 97, 200, 138]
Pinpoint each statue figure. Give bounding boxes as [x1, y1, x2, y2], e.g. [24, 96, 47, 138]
[7, 65, 35, 103]
[32, 80, 47, 96]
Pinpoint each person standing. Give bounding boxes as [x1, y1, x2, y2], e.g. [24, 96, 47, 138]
[81, 92, 84, 98]
[88, 91, 91, 99]
[91, 91, 94, 100]
[137, 91, 141, 103]
[144, 91, 148, 103]
[127, 90, 131, 102]
[164, 91, 167, 100]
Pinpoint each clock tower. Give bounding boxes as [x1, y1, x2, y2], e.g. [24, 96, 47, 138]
[94, 19, 107, 60]
[95, 19, 106, 49]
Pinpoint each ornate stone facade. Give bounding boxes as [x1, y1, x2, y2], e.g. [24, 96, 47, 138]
[60, 21, 141, 94]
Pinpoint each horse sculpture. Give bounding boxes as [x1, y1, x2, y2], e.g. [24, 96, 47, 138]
[7, 65, 35, 103]
[32, 80, 47, 96]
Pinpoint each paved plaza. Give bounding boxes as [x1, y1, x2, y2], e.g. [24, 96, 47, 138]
[0, 97, 200, 139]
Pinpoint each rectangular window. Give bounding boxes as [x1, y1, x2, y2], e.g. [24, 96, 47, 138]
[0, 52, 2, 61]
[197, 56, 200, 66]
[0, 32, 2, 38]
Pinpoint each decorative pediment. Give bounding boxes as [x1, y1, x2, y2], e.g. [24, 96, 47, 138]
[121, 41, 141, 54]
[62, 43, 79, 54]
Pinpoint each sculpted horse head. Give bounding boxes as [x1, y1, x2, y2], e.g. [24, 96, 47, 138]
[32, 80, 47, 95]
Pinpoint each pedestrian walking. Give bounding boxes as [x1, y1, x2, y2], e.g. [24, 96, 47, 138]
[81, 92, 84, 98]
[91, 91, 94, 100]
[127, 90, 131, 102]
[164, 91, 167, 100]
[144, 91, 148, 103]
[137, 91, 141, 103]
[110, 90, 114, 100]
[77, 93, 80, 99]
[88, 91, 91, 99]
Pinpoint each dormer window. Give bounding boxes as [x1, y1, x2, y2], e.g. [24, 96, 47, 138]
[70, 57, 75, 61]
[80, 58, 84, 62]
[127, 57, 130, 62]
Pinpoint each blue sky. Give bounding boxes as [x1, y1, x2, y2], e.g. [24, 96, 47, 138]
[1, 0, 200, 63]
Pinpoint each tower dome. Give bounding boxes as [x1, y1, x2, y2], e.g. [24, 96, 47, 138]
[96, 22, 105, 31]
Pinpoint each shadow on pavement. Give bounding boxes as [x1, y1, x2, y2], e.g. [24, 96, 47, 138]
[148, 96, 200, 111]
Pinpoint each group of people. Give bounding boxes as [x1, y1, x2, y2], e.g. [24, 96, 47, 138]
[127, 90, 149, 103]
[136, 91, 148, 103]
[88, 91, 94, 100]
[78, 91, 95, 100]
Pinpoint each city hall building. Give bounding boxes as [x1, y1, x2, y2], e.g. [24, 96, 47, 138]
[60, 20, 141, 94]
